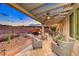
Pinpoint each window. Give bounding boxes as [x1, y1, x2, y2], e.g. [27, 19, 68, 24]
[70, 13, 74, 38]
[76, 8, 79, 40]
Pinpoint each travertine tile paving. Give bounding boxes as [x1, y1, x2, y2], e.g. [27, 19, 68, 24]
[15, 35, 56, 56]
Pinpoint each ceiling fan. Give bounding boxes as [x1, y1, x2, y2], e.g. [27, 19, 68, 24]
[42, 12, 54, 24]
[43, 12, 58, 20]
[44, 12, 51, 20]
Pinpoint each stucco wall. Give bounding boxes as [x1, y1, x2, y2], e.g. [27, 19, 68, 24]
[62, 16, 79, 56]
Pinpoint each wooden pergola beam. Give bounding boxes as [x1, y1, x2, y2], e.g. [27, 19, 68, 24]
[33, 3, 70, 15]
[30, 3, 45, 11]
[7, 3, 42, 23]
[61, 7, 73, 12]
[37, 6, 73, 19]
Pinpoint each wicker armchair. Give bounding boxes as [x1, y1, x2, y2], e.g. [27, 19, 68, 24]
[32, 36, 42, 49]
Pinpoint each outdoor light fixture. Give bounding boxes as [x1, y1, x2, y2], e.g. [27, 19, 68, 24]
[47, 16, 51, 19]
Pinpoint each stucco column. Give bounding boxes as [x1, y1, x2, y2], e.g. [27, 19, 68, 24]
[41, 24, 44, 35]
[41, 24, 46, 40]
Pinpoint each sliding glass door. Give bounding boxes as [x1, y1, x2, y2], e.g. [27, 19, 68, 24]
[70, 8, 79, 40]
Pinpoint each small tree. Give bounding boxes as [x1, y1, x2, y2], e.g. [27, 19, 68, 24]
[7, 33, 12, 44]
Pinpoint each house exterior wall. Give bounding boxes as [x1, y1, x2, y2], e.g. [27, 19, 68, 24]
[70, 4, 79, 56]
[61, 16, 79, 56]
[61, 4, 79, 55]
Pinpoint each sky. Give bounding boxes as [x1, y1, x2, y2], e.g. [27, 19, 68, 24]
[0, 3, 41, 26]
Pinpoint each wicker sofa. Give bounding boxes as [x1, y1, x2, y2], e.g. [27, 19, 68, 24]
[52, 37, 75, 56]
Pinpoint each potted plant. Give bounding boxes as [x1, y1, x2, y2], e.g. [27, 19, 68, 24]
[51, 26, 56, 32]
